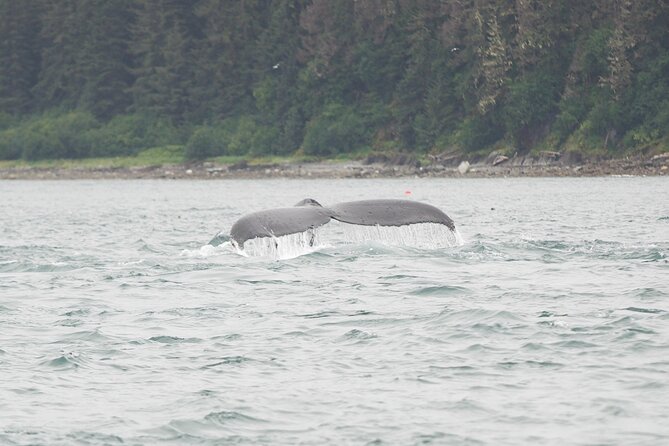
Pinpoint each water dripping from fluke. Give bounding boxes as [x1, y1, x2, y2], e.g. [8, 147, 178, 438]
[207, 198, 464, 259]
[227, 221, 464, 260]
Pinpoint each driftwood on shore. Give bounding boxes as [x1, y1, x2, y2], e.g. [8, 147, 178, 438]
[1, 153, 667, 180]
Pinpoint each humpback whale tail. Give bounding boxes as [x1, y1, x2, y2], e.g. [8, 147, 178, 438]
[229, 198, 456, 252]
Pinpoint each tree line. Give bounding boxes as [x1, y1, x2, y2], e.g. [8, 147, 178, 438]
[1, 0, 668, 161]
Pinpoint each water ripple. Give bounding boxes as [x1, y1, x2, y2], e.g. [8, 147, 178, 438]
[1, 178, 668, 445]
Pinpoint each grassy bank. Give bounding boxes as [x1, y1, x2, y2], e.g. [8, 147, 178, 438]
[0, 146, 185, 169]
[0, 145, 328, 170]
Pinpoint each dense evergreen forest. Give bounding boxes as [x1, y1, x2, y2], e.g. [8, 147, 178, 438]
[1, 0, 668, 161]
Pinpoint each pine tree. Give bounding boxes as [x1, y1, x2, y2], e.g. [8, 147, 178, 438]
[195, 0, 268, 119]
[131, 0, 201, 124]
[32, 0, 83, 110]
[34, 0, 134, 118]
[78, 0, 135, 119]
[0, 0, 42, 115]
[250, 0, 308, 153]
[392, 1, 448, 148]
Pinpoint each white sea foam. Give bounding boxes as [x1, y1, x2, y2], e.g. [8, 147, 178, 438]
[180, 242, 235, 258]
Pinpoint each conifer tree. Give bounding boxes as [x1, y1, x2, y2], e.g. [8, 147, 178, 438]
[195, 0, 267, 119]
[0, 0, 42, 115]
[33, 0, 83, 110]
[132, 0, 201, 123]
[34, 0, 134, 118]
[254, 0, 308, 152]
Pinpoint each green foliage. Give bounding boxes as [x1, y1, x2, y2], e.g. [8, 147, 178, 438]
[1, 1, 668, 160]
[18, 111, 98, 160]
[86, 114, 182, 157]
[570, 45, 669, 150]
[0, 127, 21, 159]
[502, 67, 562, 149]
[0, 112, 184, 160]
[0, 145, 185, 169]
[185, 126, 227, 160]
[618, 51, 669, 147]
[453, 115, 504, 152]
[0, 112, 17, 131]
[0, 0, 41, 115]
[552, 97, 591, 144]
[651, 101, 669, 137]
[134, 145, 185, 165]
[225, 116, 280, 157]
[302, 103, 370, 156]
[34, 0, 134, 118]
[186, 117, 281, 160]
[623, 126, 661, 147]
[586, 99, 622, 138]
[413, 58, 460, 151]
[580, 28, 613, 85]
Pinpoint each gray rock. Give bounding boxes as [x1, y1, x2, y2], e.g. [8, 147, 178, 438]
[457, 161, 470, 174]
[493, 155, 509, 166]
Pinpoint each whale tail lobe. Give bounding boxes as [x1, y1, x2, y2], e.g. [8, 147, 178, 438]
[230, 199, 455, 248]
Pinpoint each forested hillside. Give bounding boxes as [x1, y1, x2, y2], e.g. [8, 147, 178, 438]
[1, 0, 668, 161]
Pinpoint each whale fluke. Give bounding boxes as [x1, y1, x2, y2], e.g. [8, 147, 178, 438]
[229, 198, 455, 248]
[230, 206, 332, 247]
[329, 199, 455, 230]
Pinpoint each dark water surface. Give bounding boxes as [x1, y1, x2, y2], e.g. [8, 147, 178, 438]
[1, 178, 668, 445]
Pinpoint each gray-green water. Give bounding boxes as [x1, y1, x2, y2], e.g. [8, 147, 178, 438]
[1, 178, 668, 445]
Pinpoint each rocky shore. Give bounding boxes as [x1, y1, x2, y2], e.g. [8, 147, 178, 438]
[1, 152, 667, 180]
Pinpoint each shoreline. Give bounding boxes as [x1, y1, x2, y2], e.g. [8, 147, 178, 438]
[1, 153, 668, 180]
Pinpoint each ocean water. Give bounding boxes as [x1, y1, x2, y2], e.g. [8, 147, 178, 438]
[1, 177, 668, 445]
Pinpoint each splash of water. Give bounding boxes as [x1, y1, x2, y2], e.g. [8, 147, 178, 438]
[233, 221, 464, 259]
[180, 242, 235, 258]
